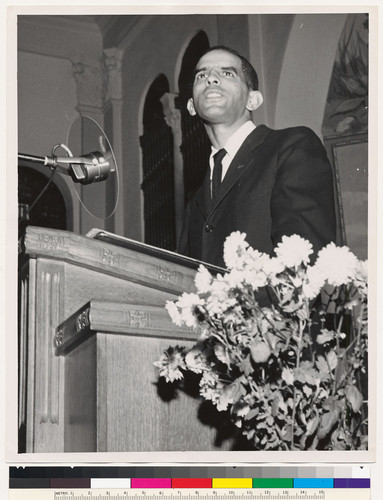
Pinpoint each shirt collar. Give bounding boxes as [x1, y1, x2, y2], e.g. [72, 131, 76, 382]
[210, 120, 256, 161]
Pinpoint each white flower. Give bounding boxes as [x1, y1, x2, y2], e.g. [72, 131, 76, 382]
[245, 269, 268, 289]
[275, 234, 313, 268]
[194, 265, 213, 293]
[154, 346, 186, 382]
[238, 247, 265, 271]
[315, 242, 358, 286]
[224, 269, 247, 288]
[262, 256, 285, 282]
[199, 371, 223, 403]
[302, 265, 326, 299]
[223, 231, 249, 269]
[205, 277, 236, 316]
[176, 292, 205, 327]
[165, 300, 183, 326]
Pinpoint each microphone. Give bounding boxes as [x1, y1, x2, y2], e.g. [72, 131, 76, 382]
[18, 150, 115, 185]
[46, 151, 114, 184]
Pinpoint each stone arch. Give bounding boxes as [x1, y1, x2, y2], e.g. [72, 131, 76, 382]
[139, 74, 176, 250]
[143, 74, 170, 131]
[175, 31, 211, 202]
[18, 162, 75, 232]
[177, 30, 210, 100]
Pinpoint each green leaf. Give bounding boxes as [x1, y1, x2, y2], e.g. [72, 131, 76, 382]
[244, 408, 259, 421]
[302, 385, 313, 397]
[294, 367, 307, 384]
[326, 350, 338, 371]
[316, 329, 336, 345]
[282, 424, 293, 442]
[224, 378, 245, 405]
[346, 384, 363, 412]
[306, 413, 320, 436]
[282, 367, 294, 385]
[316, 356, 330, 379]
[317, 409, 340, 440]
[271, 391, 283, 417]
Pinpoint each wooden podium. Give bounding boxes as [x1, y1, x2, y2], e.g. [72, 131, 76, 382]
[18, 226, 232, 453]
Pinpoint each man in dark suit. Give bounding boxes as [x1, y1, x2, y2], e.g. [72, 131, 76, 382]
[178, 46, 336, 268]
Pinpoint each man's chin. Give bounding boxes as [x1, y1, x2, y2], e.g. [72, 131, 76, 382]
[198, 106, 227, 122]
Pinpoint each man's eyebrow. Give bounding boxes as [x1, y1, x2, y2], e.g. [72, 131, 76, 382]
[194, 66, 239, 76]
[221, 66, 239, 74]
[194, 66, 208, 76]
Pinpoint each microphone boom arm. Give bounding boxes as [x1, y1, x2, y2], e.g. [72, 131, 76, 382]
[18, 147, 114, 185]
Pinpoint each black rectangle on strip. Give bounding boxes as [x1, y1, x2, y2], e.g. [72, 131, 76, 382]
[10, 478, 50, 489]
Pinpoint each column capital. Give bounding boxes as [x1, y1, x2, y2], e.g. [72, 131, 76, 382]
[160, 93, 181, 130]
[71, 58, 106, 109]
[103, 47, 123, 101]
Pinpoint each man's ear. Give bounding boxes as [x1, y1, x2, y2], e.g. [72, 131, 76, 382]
[187, 98, 196, 116]
[246, 90, 263, 112]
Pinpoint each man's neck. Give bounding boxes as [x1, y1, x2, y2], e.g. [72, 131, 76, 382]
[204, 117, 252, 149]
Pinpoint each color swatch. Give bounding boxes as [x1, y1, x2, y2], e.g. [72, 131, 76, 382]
[9, 466, 370, 490]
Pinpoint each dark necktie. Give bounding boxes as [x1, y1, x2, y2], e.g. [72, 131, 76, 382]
[211, 148, 226, 199]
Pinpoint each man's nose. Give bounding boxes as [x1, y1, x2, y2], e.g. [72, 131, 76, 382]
[206, 70, 220, 85]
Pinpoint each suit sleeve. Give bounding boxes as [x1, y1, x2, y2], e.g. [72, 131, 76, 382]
[270, 127, 337, 256]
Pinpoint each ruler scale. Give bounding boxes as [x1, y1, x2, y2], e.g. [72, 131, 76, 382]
[8, 489, 370, 500]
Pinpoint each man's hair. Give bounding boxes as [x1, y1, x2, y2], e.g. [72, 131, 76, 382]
[199, 46, 259, 91]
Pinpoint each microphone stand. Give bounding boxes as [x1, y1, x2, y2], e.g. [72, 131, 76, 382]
[18, 143, 114, 237]
[18, 145, 113, 185]
[18, 153, 51, 165]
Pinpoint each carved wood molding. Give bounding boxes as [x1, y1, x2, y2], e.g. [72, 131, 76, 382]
[38, 270, 62, 425]
[30, 259, 66, 452]
[55, 300, 200, 355]
[24, 226, 199, 295]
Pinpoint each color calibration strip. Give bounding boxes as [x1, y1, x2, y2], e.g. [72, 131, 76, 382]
[9, 466, 370, 490]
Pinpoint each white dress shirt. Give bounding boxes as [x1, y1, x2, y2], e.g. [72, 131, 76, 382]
[209, 120, 256, 183]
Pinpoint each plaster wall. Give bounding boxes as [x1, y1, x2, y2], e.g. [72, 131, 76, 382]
[247, 14, 294, 128]
[18, 51, 78, 156]
[275, 14, 347, 137]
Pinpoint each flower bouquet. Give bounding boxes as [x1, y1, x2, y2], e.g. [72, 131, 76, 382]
[155, 233, 368, 450]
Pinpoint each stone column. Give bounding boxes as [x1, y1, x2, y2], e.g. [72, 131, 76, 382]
[102, 47, 124, 236]
[160, 92, 184, 241]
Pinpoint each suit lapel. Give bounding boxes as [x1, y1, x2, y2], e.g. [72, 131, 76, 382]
[195, 125, 271, 218]
[209, 125, 271, 212]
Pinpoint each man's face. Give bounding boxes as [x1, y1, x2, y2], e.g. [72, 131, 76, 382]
[188, 49, 253, 126]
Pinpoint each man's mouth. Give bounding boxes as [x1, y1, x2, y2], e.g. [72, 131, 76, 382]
[204, 90, 223, 99]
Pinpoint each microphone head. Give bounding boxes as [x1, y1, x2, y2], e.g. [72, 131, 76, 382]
[68, 151, 112, 184]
